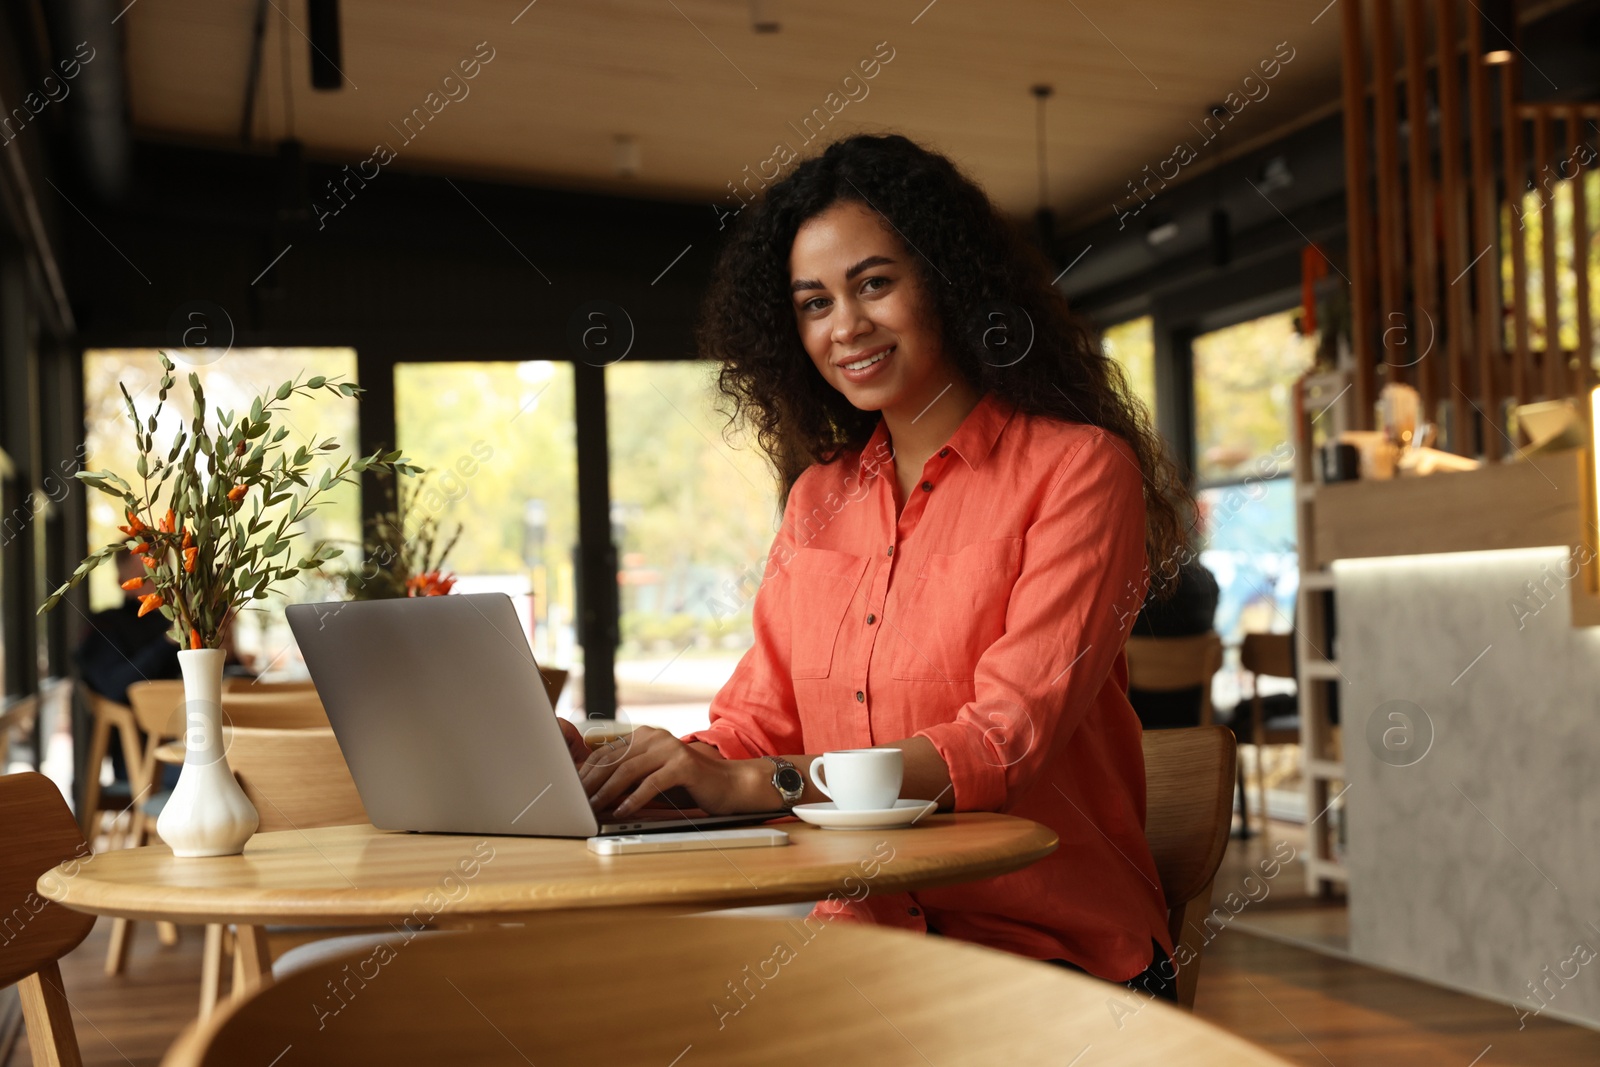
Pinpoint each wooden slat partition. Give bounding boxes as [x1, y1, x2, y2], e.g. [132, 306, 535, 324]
[1342, 0, 1378, 430]
[1535, 110, 1562, 399]
[1404, 0, 1438, 413]
[1464, 5, 1502, 460]
[1432, 0, 1470, 453]
[1371, 0, 1407, 387]
[1340, 2, 1599, 460]
[1574, 104, 1594, 397]
[1501, 63, 1534, 406]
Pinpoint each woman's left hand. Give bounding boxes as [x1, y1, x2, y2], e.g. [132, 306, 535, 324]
[579, 727, 756, 817]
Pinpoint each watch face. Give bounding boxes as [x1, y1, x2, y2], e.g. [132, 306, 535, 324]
[776, 767, 804, 793]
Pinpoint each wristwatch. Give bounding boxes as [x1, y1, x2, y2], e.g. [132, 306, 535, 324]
[766, 756, 805, 808]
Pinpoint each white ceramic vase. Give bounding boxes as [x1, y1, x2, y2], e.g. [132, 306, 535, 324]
[156, 648, 260, 858]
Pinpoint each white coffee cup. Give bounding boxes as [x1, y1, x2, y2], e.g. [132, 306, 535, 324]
[810, 749, 903, 811]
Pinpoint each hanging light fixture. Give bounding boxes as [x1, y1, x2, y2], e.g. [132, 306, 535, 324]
[1479, 0, 1517, 65]
[1032, 84, 1056, 257]
[308, 0, 344, 89]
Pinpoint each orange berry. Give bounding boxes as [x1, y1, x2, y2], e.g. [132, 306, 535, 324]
[227, 485, 248, 502]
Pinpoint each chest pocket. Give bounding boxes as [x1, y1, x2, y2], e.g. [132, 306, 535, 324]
[787, 548, 871, 679]
[892, 537, 1024, 681]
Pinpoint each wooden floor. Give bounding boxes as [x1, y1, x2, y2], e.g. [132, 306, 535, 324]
[11, 827, 1600, 1066]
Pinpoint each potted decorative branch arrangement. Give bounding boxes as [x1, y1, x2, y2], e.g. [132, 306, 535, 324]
[40, 353, 420, 857]
[330, 471, 463, 601]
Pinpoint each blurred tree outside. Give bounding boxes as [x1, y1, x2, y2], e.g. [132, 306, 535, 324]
[1192, 309, 1317, 485]
[395, 362, 578, 675]
[606, 362, 779, 723]
[1502, 169, 1600, 359]
[1102, 315, 1157, 426]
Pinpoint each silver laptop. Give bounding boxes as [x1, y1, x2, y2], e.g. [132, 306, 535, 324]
[285, 593, 785, 837]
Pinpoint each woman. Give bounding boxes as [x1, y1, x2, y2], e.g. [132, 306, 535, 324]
[574, 133, 1192, 999]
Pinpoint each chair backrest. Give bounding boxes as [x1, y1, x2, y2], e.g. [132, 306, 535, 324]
[227, 678, 318, 693]
[127, 679, 189, 737]
[1142, 724, 1238, 1009]
[0, 772, 96, 988]
[538, 667, 568, 705]
[81, 687, 146, 790]
[0, 694, 40, 771]
[1124, 632, 1223, 725]
[219, 690, 330, 729]
[225, 728, 368, 832]
[1240, 632, 1294, 679]
[161, 913, 1295, 1067]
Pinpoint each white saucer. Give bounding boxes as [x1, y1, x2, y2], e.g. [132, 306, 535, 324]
[790, 799, 937, 831]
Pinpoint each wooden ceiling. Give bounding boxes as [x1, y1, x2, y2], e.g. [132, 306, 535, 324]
[123, 0, 1344, 221]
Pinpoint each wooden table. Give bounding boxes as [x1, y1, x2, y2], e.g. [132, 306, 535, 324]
[40, 814, 1052, 926]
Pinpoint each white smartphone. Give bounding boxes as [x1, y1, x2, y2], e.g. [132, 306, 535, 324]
[587, 827, 790, 855]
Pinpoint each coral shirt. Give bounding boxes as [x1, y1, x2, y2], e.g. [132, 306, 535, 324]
[683, 391, 1174, 980]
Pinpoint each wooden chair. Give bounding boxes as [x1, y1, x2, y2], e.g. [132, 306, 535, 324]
[538, 666, 568, 705]
[76, 687, 145, 846]
[1124, 633, 1223, 725]
[199, 727, 369, 1018]
[161, 912, 1293, 1067]
[101, 681, 189, 975]
[217, 690, 329, 729]
[224, 678, 317, 694]
[1142, 724, 1239, 1009]
[0, 772, 96, 1067]
[0, 694, 40, 772]
[1239, 633, 1300, 831]
[1124, 633, 1253, 837]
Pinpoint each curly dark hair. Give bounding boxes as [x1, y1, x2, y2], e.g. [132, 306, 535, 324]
[696, 132, 1192, 595]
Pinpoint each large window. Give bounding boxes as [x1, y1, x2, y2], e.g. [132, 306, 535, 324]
[395, 361, 579, 705]
[82, 349, 361, 676]
[1102, 316, 1157, 425]
[1192, 309, 1316, 486]
[1190, 309, 1315, 643]
[606, 362, 779, 736]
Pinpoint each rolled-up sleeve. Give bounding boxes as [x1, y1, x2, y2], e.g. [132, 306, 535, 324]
[679, 478, 809, 761]
[915, 429, 1148, 812]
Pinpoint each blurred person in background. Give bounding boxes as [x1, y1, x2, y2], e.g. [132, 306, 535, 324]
[1128, 499, 1220, 730]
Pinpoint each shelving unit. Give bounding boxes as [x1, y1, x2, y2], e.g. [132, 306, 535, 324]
[1292, 369, 1354, 895]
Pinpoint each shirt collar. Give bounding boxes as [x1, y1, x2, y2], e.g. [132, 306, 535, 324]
[943, 391, 1016, 470]
[855, 391, 1015, 478]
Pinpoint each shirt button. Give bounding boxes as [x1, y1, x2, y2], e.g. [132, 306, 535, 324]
[886, 546, 894, 556]
[921, 481, 933, 492]
[866, 613, 876, 624]
[855, 690, 865, 702]
[938, 448, 949, 458]
[908, 906, 921, 917]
